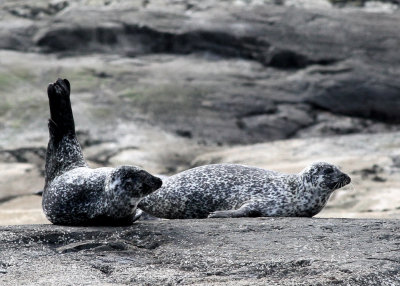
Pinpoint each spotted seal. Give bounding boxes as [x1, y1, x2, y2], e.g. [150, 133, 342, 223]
[42, 78, 162, 226]
[138, 162, 351, 219]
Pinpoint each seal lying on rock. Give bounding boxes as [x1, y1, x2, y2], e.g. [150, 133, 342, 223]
[138, 163, 351, 219]
[42, 78, 162, 226]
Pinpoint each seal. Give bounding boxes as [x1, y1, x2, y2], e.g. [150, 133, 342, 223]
[42, 78, 162, 226]
[138, 162, 351, 219]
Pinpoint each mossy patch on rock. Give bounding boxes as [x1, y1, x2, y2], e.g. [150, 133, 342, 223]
[119, 84, 210, 116]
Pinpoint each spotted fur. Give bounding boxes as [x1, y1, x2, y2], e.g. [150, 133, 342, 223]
[42, 78, 162, 226]
[139, 162, 351, 219]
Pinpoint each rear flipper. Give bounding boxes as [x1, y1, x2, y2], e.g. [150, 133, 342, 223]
[208, 202, 262, 218]
[47, 78, 75, 141]
[45, 78, 86, 184]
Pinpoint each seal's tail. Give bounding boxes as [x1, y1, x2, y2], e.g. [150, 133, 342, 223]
[47, 78, 75, 140]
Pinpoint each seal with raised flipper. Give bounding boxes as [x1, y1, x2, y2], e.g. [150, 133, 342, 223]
[42, 78, 162, 226]
[138, 162, 351, 219]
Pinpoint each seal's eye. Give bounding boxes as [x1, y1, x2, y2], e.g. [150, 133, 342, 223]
[323, 167, 334, 175]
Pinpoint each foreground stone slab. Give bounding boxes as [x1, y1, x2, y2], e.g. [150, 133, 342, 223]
[0, 218, 399, 285]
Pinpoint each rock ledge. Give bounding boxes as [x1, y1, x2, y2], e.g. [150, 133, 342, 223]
[0, 218, 399, 285]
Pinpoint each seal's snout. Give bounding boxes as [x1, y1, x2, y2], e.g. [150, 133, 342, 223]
[343, 174, 351, 185]
[153, 176, 163, 190]
[146, 176, 162, 191]
[139, 174, 163, 196]
[337, 173, 351, 190]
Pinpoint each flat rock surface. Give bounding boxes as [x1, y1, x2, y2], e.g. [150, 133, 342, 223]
[0, 218, 399, 285]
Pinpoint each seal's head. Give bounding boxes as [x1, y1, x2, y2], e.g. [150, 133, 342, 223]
[300, 162, 351, 193]
[109, 166, 163, 198]
[104, 166, 162, 218]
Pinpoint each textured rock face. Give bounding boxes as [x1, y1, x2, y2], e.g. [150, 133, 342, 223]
[0, 0, 400, 146]
[0, 218, 399, 285]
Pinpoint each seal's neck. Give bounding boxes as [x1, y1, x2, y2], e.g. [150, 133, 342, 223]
[45, 135, 87, 186]
[295, 175, 333, 217]
[103, 173, 137, 218]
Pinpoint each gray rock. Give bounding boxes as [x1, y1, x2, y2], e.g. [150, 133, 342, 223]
[0, 218, 399, 285]
[1, 0, 400, 145]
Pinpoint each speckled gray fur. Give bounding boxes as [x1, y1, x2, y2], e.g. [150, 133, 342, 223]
[139, 163, 351, 219]
[42, 78, 162, 226]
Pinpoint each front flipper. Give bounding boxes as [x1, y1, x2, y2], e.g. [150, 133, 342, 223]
[208, 202, 262, 218]
[132, 209, 143, 222]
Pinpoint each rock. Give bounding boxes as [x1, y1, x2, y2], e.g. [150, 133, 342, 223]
[0, 163, 43, 201]
[0, 218, 399, 285]
[0, 195, 47, 225]
[0, 0, 400, 146]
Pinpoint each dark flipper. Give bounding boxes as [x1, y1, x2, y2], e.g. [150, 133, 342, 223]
[44, 78, 87, 185]
[47, 78, 75, 141]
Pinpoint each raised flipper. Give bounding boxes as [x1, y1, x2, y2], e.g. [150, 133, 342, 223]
[44, 78, 87, 185]
[207, 202, 263, 218]
[47, 78, 75, 141]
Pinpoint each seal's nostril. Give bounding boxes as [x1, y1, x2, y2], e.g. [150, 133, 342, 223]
[343, 174, 351, 184]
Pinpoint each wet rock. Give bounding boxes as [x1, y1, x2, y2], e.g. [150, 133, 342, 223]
[0, 219, 399, 285]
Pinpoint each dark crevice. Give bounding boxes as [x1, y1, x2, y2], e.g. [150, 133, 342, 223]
[306, 100, 400, 124]
[330, 0, 400, 7]
[366, 257, 400, 264]
[0, 147, 46, 164]
[0, 147, 47, 176]
[0, 194, 29, 205]
[35, 23, 338, 70]
[238, 107, 278, 118]
[91, 263, 114, 275]
[86, 146, 138, 165]
[308, 67, 353, 75]
[268, 50, 337, 69]
[56, 240, 134, 253]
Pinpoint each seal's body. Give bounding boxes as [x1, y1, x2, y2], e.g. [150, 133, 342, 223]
[139, 163, 351, 219]
[42, 79, 162, 226]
